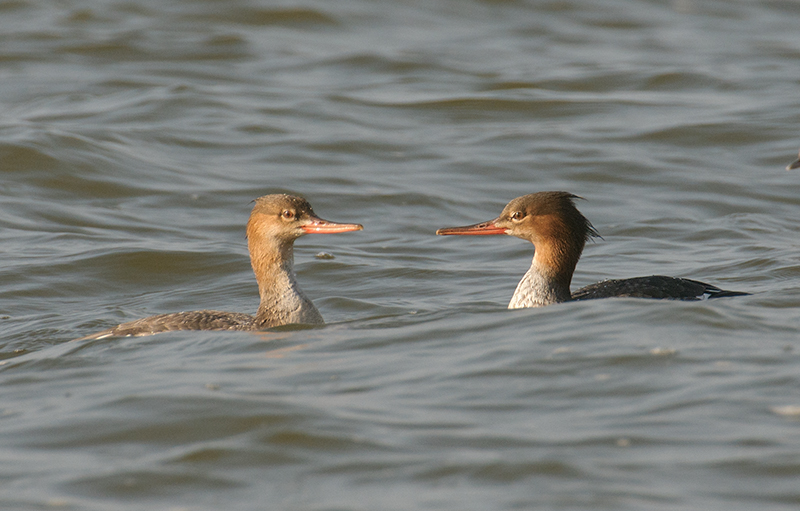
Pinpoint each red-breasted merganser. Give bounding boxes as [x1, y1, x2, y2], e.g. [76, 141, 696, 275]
[436, 192, 748, 308]
[787, 150, 800, 170]
[79, 194, 362, 339]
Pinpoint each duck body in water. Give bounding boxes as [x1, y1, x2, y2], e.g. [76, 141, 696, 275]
[436, 192, 748, 308]
[80, 194, 362, 339]
[787, 149, 800, 170]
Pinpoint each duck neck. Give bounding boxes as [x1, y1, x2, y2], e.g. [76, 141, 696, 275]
[507, 239, 578, 309]
[248, 236, 322, 327]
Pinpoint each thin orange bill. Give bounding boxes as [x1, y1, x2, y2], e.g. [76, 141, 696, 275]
[436, 219, 507, 235]
[301, 216, 363, 234]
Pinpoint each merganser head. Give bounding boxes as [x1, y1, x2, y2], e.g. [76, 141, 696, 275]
[436, 192, 600, 283]
[437, 192, 598, 243]
[247, 194, 363, 243]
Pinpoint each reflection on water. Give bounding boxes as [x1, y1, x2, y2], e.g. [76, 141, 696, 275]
[2, 0, 800, 509]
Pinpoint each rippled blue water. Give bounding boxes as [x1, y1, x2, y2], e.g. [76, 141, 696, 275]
[2, 0, 800, 509]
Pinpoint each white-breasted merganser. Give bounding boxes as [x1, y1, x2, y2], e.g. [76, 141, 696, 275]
[79, 194, 362, 339]
[436, 192, 748, 308]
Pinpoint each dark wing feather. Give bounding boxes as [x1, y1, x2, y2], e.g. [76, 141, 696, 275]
[571, 275, 749, 302]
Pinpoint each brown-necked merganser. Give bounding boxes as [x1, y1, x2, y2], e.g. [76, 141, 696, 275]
[79, 194, 362, 339]
[436, 192, 748, 308]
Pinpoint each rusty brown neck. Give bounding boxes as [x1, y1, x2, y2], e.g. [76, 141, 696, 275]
[246, 221, 322, 327]
[508, 215, 588, 308]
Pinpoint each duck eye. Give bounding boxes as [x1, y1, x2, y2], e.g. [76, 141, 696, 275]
[281, 210, 295, 220]
[511, 211, 524, 221]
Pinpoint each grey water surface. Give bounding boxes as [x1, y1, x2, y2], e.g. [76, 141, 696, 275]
[2, 0, 800, 510]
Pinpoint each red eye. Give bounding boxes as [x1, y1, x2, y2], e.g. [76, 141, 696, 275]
[281, 210, 295, 220]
